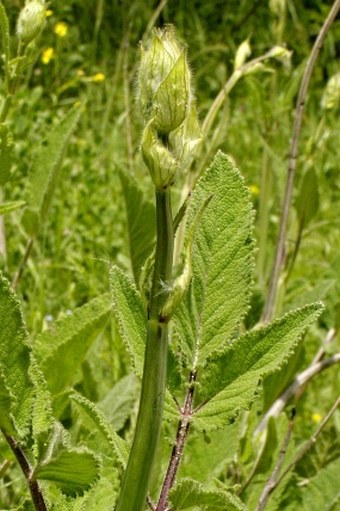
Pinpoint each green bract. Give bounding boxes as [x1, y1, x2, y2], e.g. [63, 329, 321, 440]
[138, 26, 201, 189]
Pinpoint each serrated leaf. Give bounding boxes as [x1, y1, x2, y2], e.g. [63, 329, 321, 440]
[22, 106, 81, 236]
[110, 265, 146, 377]
[296, 168, 319, 228]
[0, 200, 26, 215]
[70, 391, 129, 468]
[174, 151, 254, 368]
[34, 447, 100, 496]
[193, 303, 323, 431]
[98, 374, 139, 431]
[0, 123, 14, 185]
[0, 272, 33, 436]
[169, 478, 247, 510]
[119, 169, 155, 284]
[29, 358, 54, 459]
[34, 293, 112, 394]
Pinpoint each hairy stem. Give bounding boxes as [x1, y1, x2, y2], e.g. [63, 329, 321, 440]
[262, 0, 340, 322]
[116, 188, 174, 511]
[156, 371, 197, 511]
[1, 429, 47, 511]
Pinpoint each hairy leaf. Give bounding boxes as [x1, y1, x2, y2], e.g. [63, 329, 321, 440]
[29, 358, 54, 459]
[193, 303, 323, 431]
[119, 168, 155, 284]
[169, 478, 247, 510]
[22, 106, 81, 236]
[34, 293, 112, 394]
[34, 447, 100, 496]
[174, 151, 254, 368]
[110, 265, 146, 377]
[70, 391, 129, 468]
[0, 273, 33, 435]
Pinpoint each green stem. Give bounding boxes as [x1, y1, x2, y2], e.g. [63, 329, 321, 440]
[116, 188, 174, 511]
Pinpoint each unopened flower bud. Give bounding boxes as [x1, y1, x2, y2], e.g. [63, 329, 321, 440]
[234, 39, 251, 70]
[141, 121, 178, 189]
[17, 0, 46, 45]
[138, 26, 191, 134]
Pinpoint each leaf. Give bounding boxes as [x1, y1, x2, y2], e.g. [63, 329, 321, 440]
[193, 303, 323, 431]
[0, 200, 26, 215]
[70, 391, 129, 468]
[0, 123, 14, 185]
[169, 478, 247, 510]
[22, 106, 81, 236]
[34, 293, 112, 394]
[110, 265, 147, 377]
[300, 457, 340, 510]
[29, 358, 54, 459]
[119, 168, 155, 284]
[174, 151, 254, 368]
[34, 447, 100, 496]
[98, 373, 139, 431]
[296, 168, 319, 228]
[0, 272, 33, 436]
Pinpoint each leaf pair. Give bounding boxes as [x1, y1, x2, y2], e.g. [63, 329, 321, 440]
[112, 152, 323, 432]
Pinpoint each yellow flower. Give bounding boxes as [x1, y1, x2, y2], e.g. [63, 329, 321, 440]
[249, 184, 260, 196]
[91, 72, 106, 83]
[54, 21, 68, 37]
[41, 47, 54, 65]
[312, 412, 322, 423]
[45, 9, 53, 17]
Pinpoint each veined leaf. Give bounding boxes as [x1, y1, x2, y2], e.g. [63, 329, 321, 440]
[0, 200, 26, 215]
[0, 273, 33, 436]
[22, 106, 81, 236]
[174, 151, 254, 368]
[34, 447, 100, 496]
[29, 358, 54, 459]
[110, 265, 146, 377]
[194, 303, 323, 431]
[34, 293, 112, 394]
[70, 391, 129, 468]
[119, 168, 155, 285]
[169, 478, 247, 510]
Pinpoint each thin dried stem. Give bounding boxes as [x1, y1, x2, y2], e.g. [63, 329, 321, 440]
[255, 350, 340, 434]
[262, 0, 340, 322]
[255, 412, 295, 511]
[275, 396, 340, 488]
[1, 429, 47, 511]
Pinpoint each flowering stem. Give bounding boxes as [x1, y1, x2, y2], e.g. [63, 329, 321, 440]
[116, 188, 174, 511]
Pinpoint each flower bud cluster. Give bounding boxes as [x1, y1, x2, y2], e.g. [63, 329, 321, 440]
[138, 26, 201, 189]
[17, 0, 46, 45]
